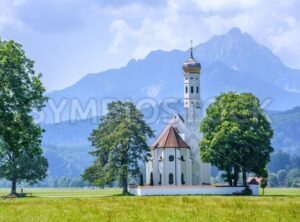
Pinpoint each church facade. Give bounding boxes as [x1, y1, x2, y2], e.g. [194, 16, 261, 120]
[146, 46, 211, 186]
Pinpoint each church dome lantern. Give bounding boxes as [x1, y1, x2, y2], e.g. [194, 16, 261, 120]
[183, 41, 201, 74]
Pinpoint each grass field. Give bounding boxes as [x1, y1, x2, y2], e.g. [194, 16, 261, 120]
[0, 188, 299, 222]
[0, 188, 121, 198]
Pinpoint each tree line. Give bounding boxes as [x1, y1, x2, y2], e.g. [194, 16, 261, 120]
[268, 150, 300, 187]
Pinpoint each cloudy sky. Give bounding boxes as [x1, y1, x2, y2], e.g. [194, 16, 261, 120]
[1, 0, 299, 91]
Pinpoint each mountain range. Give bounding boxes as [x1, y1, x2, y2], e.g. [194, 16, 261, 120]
[43, 27, 300, 124]
[41, 27, 300, 177]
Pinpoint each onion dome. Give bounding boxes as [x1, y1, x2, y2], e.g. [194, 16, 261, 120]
[183, 41, 201, 74]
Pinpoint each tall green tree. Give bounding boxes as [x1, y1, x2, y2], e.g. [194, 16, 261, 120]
[0, 39, 48, 194]
[82, 101, 154, 194]
[199, 92, 273, 186]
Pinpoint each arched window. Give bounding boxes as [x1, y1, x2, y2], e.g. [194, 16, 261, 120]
[191, 86, 194, 94]
[150, 172, 154, 186]
[169, 155, 174, 162]
[196, 86, 199, 94]
[181, 173, 185, 185]
[169, 173, 174, 185]
[185, 86, 188, 94]
[159, 173, 162, 185]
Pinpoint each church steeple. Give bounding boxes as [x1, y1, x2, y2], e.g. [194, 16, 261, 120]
[183, 41, 201, 126]
[183, 41, 201, 74]
[190, 40, 194, 59]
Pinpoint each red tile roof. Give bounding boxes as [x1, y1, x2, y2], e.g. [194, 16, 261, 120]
[153, 126, 190, 149]
[247, 177, 260, 185]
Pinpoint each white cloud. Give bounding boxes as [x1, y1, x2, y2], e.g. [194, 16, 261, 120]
[107, 0, 205, 58]
[1, 0, 300, 91]
[191, 0, 259, 13]
[268, 22, 300, 68]
[106, 0, 300, 69]
[108, 19, 131, 54]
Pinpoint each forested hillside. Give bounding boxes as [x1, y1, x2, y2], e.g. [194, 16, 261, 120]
[268, 106, 300, 154]
[41, 105, 300, 177]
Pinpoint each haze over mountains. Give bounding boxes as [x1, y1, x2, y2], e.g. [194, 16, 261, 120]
[43, 28, 300, 124]
[41, 28, 300, 177]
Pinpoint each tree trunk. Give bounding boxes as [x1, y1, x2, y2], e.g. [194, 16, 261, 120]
[227, 171, 233, 186]
[121, 160, 128, 194]
[233, 166, 239, 186]
[122, 178, 128, 194]
[242, 170, 247, 186]
[11, 178, 17, 195]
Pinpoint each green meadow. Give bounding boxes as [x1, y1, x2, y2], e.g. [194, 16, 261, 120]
[0, 188, 299, 222]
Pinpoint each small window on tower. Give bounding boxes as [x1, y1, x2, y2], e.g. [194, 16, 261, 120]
[185, 86, 188, 94]
[191, 86, 194, 94]
[169, 173, 174, 185]
[197, 86, 199, 94]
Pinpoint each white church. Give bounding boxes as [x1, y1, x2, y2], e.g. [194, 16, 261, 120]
[129, 44, 260, 196]
[146, 45, 211, 186]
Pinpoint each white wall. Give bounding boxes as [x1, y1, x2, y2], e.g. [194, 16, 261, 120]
[146, 113, 212, 187]
[151, 148, 192, 186]
[129, 185, 259, 196]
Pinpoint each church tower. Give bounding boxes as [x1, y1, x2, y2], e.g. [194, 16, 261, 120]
[183, 41, 201, 127]
[146, 41, 211, 187]
[182, 42, 210, 185]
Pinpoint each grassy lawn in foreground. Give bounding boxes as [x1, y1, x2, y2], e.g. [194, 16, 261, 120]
[0, 188, 299, 222]
[262, 187, 300, 196]
[0, 188, 121, 197]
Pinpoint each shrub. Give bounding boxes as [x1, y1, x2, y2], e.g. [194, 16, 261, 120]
[233, 186, 252, 196]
